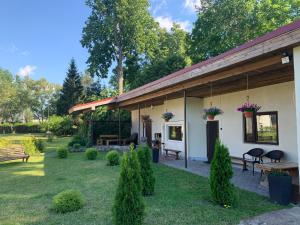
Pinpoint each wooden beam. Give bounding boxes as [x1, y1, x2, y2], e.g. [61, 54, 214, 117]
[184, 90, 187, 169]
[118, 55, 283, 107]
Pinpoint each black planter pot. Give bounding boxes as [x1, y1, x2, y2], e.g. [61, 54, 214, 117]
[152, 148, 159, 163]
[268, 173, 292, 205]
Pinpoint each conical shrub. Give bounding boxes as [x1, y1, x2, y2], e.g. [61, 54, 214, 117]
[137, 145, 155, 196]
[112, 145, 144, 225]
[210, 139, 236, 207]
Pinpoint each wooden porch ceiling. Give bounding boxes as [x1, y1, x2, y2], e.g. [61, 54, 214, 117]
[119, 52, 294, 110]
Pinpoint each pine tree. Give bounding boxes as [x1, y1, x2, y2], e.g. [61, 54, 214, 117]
[113, 145, 144, 225]
[210, 139, 236, 207]
[137, 145, 155, 196]
[56, 59, 83, 115]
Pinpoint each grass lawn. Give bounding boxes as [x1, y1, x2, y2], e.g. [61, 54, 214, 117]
[0, 135, 284, 225]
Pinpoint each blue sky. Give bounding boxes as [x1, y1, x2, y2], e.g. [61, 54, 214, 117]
[0, 0, 200, 84]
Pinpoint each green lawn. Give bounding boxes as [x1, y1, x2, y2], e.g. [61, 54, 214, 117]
[0, 135, 283, 225]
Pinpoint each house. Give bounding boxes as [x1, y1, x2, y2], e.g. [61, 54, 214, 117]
[70, 20, 300, 172]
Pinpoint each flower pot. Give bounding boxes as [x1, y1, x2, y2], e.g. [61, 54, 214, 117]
[207, 115, 215, 121]
[164, 119, 170, 122]
[243, 111, 253, 118]
[268, 173, 292, 205]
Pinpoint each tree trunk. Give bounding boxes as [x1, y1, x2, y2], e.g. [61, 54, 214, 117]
[117, 48, 124, 94]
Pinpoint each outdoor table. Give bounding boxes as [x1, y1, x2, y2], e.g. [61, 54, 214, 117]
[97, 135, 119, 146]
[256, 162, 299, 187]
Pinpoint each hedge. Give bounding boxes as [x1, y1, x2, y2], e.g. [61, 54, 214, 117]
[0, 123, 43, 134]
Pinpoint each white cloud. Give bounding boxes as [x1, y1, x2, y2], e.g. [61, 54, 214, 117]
[18, 65, 37, 77]
[184, 0, 202, 12]
[155, 16, 191, 31]
[151, 0, 167, 15]
[20, 51, 30, 56]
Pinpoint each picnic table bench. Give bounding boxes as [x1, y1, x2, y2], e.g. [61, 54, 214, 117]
[164, 149, 181, 160]
[0, 146, 29, 163]
[97, 135, 119, 146]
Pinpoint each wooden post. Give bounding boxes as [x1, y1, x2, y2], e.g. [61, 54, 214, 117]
[184, 90, 188, 168]
[138, 104, 141, 144]
[118, 107, 121, 145]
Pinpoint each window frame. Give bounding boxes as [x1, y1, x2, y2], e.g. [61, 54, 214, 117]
[167, 125, 183, 142]
[243, 111, 279, 145]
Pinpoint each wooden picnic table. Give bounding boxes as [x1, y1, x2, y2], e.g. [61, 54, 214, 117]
[97, 135, 119, 146]
[256, 162, 299, 187]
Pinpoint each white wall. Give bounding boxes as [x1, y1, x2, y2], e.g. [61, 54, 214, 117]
[131, 81, 297, 162]
[203, 81, 297, 162]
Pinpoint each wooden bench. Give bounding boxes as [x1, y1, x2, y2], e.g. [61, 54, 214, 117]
[0, 146, 29, 163]
[231, 156, 244, 166]
[164, 149, 181, 160]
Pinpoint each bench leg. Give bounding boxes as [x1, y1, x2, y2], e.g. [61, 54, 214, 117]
[26, 156, 30, 162]
[175, 153, 179, 160]
[242, 160, 248, 171]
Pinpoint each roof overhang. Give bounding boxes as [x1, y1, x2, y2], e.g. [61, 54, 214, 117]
[70, 20, 300, 113]
[68, 97, 117, 114]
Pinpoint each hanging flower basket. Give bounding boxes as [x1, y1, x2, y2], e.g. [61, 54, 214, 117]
[237, 103, 261, 118]
[203, 107, 223, 121]
[162, 112, 174, 122]
[141, 115, 150, 122]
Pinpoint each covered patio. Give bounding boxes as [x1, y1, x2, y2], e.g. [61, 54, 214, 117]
[70, 20, 300, 196]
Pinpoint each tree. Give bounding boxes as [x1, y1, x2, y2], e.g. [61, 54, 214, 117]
[81, 0, 158, 94]
[137, 145, 155, 196]
[189, 0, 300, 63]
[113, 145, 144, 225]
[56, 59, 83, 115]
[210, 139, 235, 207]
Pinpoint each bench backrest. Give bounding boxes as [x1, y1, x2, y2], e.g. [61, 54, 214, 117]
[0, 146, 26, 158]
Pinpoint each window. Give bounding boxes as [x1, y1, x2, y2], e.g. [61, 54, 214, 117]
[243, 111, 278, 145]
[168, 126, 182, 141]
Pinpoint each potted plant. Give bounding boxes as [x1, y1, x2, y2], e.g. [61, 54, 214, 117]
[203, 107, 223, 120]
[141, 115, 150, 122]
[237, 102, 261, 118]
[268, 171, 292, 205]
[162, 112, 174, 122]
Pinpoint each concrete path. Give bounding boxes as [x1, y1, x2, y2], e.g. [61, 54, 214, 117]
[239, 207, 300, 225]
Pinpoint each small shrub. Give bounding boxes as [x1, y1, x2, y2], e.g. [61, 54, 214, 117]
[85, 148, 98, 160]
[106, 150, 120, 166]
[57, 147, 68, 159]
[34, 139, 45, 153]
[210, 139, 236, 207]
[52, 189, 85, 213]
[68, 135, 86, 147]
[113, 145, 144, 225]
[137, 145, 155, 196]
[73, 143, 81, 150]
[22, 137, 38, 155]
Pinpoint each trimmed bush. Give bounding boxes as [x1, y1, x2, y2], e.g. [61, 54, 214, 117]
[113, 145, 144, 225]
[85, 148, 98, 160]
[52, 189, 85, 213]
[210, 139, 236, 207]
[137, 145, 155, 196]
[22, 137, 38, 155]
[73, 143, 81, 150]
[106, 150, 120, 166]
[68, 135, 86, 147]
[44, 115, 74, 136]
[34, 139, 45, 153]
[14, 123, 42, 133]
[57, 147, 68, 159]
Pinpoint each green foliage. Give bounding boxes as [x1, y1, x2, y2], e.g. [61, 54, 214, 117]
[46, 131, 54, 142]
[137, 145, 155, 196]
[57, 147, 68, 159]
[190, 0, 300, 63]
[106, 150, 120, 166]
[45, 115, 74, 136]
[52, 189, 85, 213]
[68, 135, 87, 147]
[22, 137, 38, 155]
[113, 146, 144, 225]
[34, 139, 45, 153]
[85, 148, 98, 160]
[56, 59, 83, 115]
[210, 139, 235, 207]
[73, 143, 81, 150]
[0, 138, 12, 147]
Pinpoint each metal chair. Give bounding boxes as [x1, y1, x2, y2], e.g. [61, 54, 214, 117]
[242, 148, 264, 175]
[262, 150, 284, 163]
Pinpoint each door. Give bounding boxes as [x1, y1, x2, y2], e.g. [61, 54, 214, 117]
[145, 120, 152, 146]
[206, 121, 219, 163]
